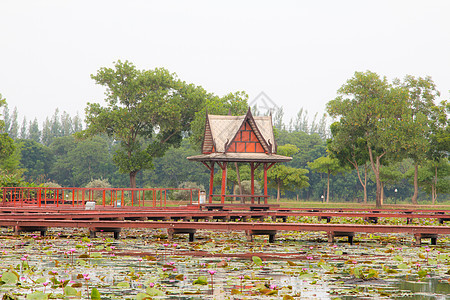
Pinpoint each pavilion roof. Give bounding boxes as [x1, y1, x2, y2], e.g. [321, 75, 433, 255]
[187, 152, 292, 163]
[188, 108, 292, 163]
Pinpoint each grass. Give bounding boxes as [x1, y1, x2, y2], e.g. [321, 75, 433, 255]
[274, 198, 450, 210]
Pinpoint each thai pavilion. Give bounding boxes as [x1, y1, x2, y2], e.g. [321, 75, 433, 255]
[187, 108, 292, 204]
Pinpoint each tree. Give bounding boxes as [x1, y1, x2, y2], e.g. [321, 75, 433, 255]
[328, 122, 370, 203]
[28, 118, 41, 143]
[308, 155, 348, 203]
[49, 136, 77, 186]
[0, 94, 16, 170]
[395, 75, 440, 204]
[41, 117, 52, 146]
[18, 139, 53, 183]
[415, 159, 450, 203]
[327, 71, 409, 207]
[426, 100, 450, 203]
[8, 107, 19, 140]
[68, 136, 113, 186]
[189, 91, 249, 150]
[20, 116, 27, 139]
[267, 144, 309, 201]
[81, 60, 207, 188]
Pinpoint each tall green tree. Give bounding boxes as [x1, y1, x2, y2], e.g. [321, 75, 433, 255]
[267, 144, 309, 201]
[68, 136, 114, 186]
[81, 60, 207, 188]
[329, 122, 370, 202]
[18, 139, 53, 183]
[327, 71, 409, 207]
[426, 100, 450, 203]
[395, 75, 440, 204]
[0, 94, 16, 171]
[308, 155, 348, 203]
[28, 118, 41, 143]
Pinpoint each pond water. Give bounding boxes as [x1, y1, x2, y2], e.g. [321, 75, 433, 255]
[0, 227, 449, 299]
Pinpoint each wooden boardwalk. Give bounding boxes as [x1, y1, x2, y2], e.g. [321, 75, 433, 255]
[0, 206, 448, 245]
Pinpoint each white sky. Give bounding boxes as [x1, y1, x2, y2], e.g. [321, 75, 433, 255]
[1, 0, 449, 125]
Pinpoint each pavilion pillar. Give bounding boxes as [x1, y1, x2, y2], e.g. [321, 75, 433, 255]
[263, 162, 276, 205]
[208, 162, 215, 203]
[250, 162, 255, 204]
[263, 163, 268, 204]
[219, 162, 228, 204]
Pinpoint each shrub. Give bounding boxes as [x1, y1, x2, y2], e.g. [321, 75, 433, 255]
[85, 179, 112, 200]
[234, 180, 261, 195]
[41, 181, 62, 188]
[172, 182, 205, 200]
[85, 178, 112, 189]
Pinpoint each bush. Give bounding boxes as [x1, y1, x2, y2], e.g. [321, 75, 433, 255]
[172, 182, 205, 200]
[85, 179, 112, 189]
[234, 180, 261, 195]
[41, 181, 62, 188]
[85, 179, 112, 200]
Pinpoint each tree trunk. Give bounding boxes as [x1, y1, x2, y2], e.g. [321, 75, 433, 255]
[235, 162, 244, 203]
[129, 171, 138, 206]
[380, 182, 384, 206]
[432, 163, 438, 205]
[368, 146, 384, 208]
[352, 160, 368, 204]
[277, 180, 281, 202]
[326, 170, 330, 203]
[411, 163, 419, 205]
[129, 171, 137, 189]
[363, 164, 368, 204]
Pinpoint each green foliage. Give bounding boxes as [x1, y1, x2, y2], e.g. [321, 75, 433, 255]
[41, 181, 62, 188]
[90, 288, 101, 300]
[82, 60, 207, 188]
[85, 178, 112, 189]
[193, 275, 208, 285]
[236, 180, 261, 195]
[267, 144, 309, 201]
[172, 182, 205, 200]
[17, 139, 53, 183]
[308, 155, 348, 202]
[142, 140, 209, 188]
[327, 71, 410, 207]
[26, 291, 48, 300]
[252, 256, 263, 266]
[189, 91, 248, 150]
[1, 271, 18, 284]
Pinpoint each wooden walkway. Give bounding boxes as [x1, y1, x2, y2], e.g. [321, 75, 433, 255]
[0, 206, 449, 245]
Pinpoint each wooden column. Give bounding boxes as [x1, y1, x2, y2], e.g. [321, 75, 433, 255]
[220, 162, 228, 204]
[263, 163, 268, 204]
[202, 162, 215, 203]
[209, 162, 215, 203]
[250, 162, 255, 204]
[263, 162, 276, 204]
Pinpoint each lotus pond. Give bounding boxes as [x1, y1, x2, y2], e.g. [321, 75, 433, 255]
[0, 219, 449, 299]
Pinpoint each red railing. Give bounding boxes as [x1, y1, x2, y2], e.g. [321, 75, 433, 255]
[0, 187, 201, 208]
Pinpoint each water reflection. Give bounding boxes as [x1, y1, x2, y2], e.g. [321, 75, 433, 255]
[396, 278, 450, 300]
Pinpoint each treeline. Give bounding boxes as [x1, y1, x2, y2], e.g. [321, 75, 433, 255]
[3, 104, 447, 204]
[2, 105, 83, 145]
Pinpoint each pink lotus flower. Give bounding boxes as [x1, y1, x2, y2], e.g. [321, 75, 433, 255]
[208, 270, 216, 275]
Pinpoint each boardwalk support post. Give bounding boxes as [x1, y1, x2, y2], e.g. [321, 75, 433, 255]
[327, 231, 354, 245]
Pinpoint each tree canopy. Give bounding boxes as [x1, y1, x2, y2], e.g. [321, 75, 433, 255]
[327, 71, 410, 207]
[80, 60, 208, 188]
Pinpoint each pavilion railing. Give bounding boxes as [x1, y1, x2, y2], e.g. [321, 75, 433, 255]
[0, 187, 200, 209]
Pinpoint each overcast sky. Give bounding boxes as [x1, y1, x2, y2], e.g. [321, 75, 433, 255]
[1, 0, 449, 126]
